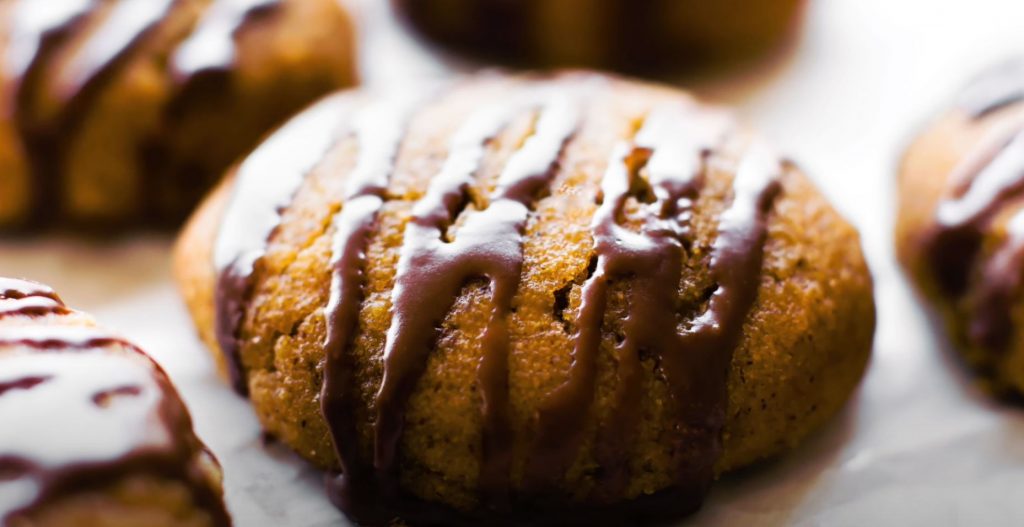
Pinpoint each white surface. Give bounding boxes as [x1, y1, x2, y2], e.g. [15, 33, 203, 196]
[4, 0, 1024, 525]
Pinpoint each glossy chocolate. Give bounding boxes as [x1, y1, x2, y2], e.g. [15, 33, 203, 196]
[0, 280, 229, 525]
[320, 92, 427, 517]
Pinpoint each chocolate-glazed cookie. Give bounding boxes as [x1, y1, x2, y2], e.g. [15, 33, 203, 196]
[392, 0, 804, 74]
[174, 72, 874, 525]
[0, 277, 230, 526]
[0, 0, 356, 231]
[897, 58, 1024, 395]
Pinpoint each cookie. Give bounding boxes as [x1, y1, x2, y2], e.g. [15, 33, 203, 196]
[0, 0, 356, 230]
[175, 72, 874, 525]
[896, 58, 1024, 395]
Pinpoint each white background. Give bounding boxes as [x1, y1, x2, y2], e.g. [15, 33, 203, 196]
[4, 0, 1024, 525]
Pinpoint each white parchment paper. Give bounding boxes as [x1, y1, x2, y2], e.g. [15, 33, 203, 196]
[4, 0, 1024, 525]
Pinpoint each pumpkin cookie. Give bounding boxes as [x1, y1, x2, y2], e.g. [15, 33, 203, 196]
[896, 58, 1024, 395]
[175, 72, 874, 525]
[0, 0, 356, 230]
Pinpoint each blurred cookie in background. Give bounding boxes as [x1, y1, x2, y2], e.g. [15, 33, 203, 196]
[0, 0, 357, 232]
[391, 0, 805, 74]
[0, 277, 230, 526]
[896, 58, 1024, 396]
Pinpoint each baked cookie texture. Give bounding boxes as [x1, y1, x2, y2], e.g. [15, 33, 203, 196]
[0, 277, 229, 527]
[175, 72, 874, 525]
[392, 0, 805, 73]
[0, 0, 356, 231]
[897, 59, 1024, 395]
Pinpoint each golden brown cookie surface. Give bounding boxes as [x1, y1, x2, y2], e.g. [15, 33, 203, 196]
[0, 0, 356, 231]
[0, 277, 229, 527]
[897, 59, 1024, 395]
[175, 72, 874, 525]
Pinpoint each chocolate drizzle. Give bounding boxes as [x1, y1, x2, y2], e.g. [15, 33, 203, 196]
[214, 93, 350, 394]
[0, 322, 229, 525]
[365, 92, 579, 516]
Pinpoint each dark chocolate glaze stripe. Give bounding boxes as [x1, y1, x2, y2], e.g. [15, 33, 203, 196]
[668, 140, 781, 480]
[387, 93, 577, 511]
[0, 325, 230, 526]
[959, 58, 1024, 118]
[214, 93, 350, 394]
[371, 98, 532, 492]
[172, 0, 281, 78]
[319, 92, 428, 514]
[474, 94, 578, 504]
